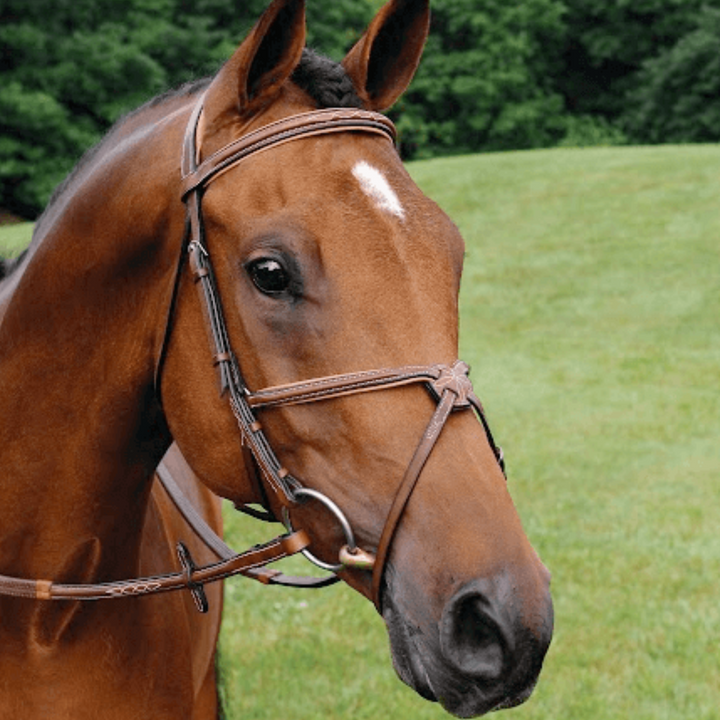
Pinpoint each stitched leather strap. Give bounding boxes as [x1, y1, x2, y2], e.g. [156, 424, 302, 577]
[244, 360, 504, 609]
[181, 102, 397, 197]
[248, 365, 450, 409]
[157, 461, 339, 589]
[0, 530, 309, 603]
[371, 389, 458, 606]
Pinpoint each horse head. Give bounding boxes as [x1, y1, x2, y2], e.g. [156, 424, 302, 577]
[157, 0, 553, 715]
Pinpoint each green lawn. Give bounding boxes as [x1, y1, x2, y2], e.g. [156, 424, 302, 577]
[413, 146, 720, 720]
[0, 222, 33, 258]
[2, 144, 718, 719]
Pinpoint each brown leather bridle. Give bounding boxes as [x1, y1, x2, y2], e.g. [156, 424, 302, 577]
[176, 95, 504, 608]
[0, 95, 503, 613]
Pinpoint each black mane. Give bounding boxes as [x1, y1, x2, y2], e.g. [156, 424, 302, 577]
[292, 48, 363, 109]
[0, 49, 362, 281]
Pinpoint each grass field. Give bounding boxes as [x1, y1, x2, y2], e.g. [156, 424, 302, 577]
[2, 144, 718, 719]
[0, 221, 33, 258]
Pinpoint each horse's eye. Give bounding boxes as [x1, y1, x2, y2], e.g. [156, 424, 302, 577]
[246, 258, 291, 296]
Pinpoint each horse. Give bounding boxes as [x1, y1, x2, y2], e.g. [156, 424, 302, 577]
[0, 0, 553, 717]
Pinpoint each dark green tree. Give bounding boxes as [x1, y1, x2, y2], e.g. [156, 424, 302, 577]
[0, 0, 216, 216]
[558, 0, 712, 119]
[623, 6, 720, 143]
[393, 0, 568, 158]
[9, 0, 720, 219]
[0, 0, 373, 217]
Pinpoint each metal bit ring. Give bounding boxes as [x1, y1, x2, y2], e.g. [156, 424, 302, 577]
[282, 487, 357, 573]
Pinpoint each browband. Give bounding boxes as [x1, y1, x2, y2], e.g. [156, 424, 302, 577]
[181, 97, 397, 197]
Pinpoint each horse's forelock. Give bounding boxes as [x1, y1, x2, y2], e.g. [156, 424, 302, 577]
[291, 48, 363, 109]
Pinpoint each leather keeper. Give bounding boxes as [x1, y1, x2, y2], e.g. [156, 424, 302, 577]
[35, 580, 53, 601]
[251, 568, 282, 585]
[282, 530, 310, 554]
[213, 352, 232, 366]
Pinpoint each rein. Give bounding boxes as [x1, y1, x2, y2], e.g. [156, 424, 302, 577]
[0, 95, 504, 613]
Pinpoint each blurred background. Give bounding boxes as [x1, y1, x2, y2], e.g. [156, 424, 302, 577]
[2, 0, 720, 219]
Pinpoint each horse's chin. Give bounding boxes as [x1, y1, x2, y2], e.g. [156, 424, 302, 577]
[382, 595, 438, 703]
[381, 590, 540, 719]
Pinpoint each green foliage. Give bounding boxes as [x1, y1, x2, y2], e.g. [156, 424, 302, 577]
[4, 0, 720, 217]
[0, 0, 207, 216]
[624, 6, 720, 144]
[0, 81, 99, 217]
[0, 0, 374, 217]
[305, 1, 374, 60]
[557, 114, 627, 148]
[558, 0, 711, 118]
[396, 0, 568, 158]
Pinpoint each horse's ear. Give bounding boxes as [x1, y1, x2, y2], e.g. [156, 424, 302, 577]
[202, 0, 306, 127]
[342, 0, 430, 111]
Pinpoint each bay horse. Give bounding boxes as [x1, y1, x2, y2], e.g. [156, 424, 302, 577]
[0, 0, 552, 717]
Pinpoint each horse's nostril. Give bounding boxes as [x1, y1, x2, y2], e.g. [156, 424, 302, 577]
[440, 589, 510, 681]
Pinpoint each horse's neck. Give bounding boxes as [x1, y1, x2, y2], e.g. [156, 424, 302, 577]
[0, 111, 186, 586]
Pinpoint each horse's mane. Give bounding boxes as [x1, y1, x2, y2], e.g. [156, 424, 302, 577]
[0, 48, 362, 281]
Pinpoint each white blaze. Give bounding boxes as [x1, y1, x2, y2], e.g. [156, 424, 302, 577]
[352, 161, 405, 220]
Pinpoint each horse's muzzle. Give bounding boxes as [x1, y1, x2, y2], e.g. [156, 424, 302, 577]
[383, 571, 553, 718]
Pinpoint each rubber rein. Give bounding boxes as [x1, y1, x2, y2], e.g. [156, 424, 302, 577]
[0, 96, 504, 613]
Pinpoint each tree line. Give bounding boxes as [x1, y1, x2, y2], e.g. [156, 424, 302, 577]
[2, 0, 720, 218]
